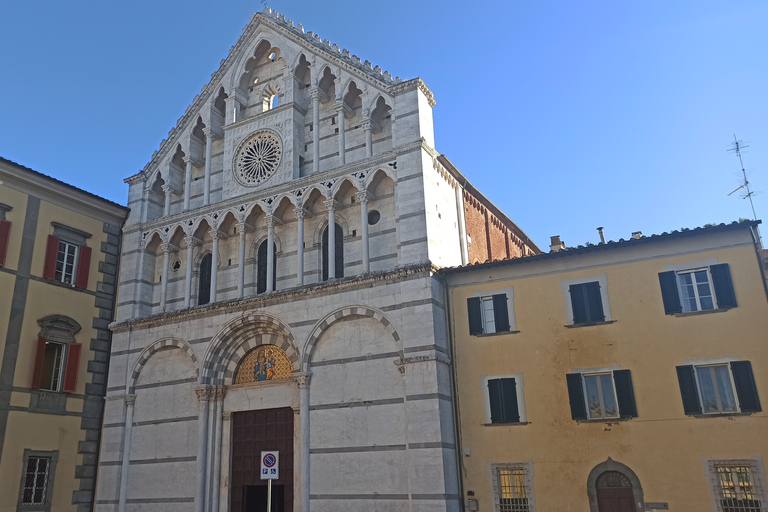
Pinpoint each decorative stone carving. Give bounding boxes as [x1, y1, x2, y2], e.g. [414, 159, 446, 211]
[234, 131, 283, 186]
[293, 372, 312, 389]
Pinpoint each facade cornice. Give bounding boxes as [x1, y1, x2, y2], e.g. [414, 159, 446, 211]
[110, 261, 435, 333]
[0, 158, 129, 224]
[390, 78, 436, 108]
[125, 139, 426, 236]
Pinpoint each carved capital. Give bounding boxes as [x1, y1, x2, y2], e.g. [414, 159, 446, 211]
[195, 386, 212, 402]
[202, 127, 216, 139]
[294, 372, 311, 388]
[182, 156, 195, 166]
[160, 243, 177, 254]
[213, 386, 228, 401]
[209, 228, 224, 242]
[184, 236, 200, 249]
[294, 207, 310, 220]
[356, 191, 372, 204]
[161, 184, 175, 196]
[125, 394, 137, 406]
[334, 102, 353, 117]
[324, 199, 339, 211]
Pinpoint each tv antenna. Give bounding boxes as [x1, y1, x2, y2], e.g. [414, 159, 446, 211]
[727, 134, 758, 221]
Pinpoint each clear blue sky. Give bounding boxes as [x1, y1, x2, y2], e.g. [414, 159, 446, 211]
[1, 0, 766, 248]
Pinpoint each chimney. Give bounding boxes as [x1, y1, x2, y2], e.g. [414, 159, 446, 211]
[597, 227, 606, 244]
[632, 231, 642, 240]
[550, 235, 566, 253]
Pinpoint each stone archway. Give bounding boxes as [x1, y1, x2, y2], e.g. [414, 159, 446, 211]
[587, 458, 645, 512]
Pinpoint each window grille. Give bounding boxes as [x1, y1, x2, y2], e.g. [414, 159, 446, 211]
[596, 471, 632, 488]
[492, 463, 535, 512]
[21, 456, 50, 505]
[709, 460, 767, 512]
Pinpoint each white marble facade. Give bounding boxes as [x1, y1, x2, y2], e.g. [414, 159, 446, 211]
[95, 7, 481, 512]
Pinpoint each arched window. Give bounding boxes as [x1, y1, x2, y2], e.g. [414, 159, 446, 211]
[198, 254, 212, 305]
[322, 223, 343, 281]
[256, 241, 277, 294]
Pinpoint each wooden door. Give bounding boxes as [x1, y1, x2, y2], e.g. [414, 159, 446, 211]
[231, 408, 294, 512]
[596, 487, 635, 512]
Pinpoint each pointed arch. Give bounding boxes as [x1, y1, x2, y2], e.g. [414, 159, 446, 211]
[128, 338, 199, 393]
[302, 306, 401, 372]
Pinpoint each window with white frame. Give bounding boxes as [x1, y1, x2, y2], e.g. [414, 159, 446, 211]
[491, 462, 535, 512]
[658, 260, 737, 314]
[483, 374, 526, 424]
[560, 274, 612, 326]
[18, 449, 57, 510]
[467, 287, 515, 335]
[566, 368, 637, 421]
[55, 240, 78, 285]
[705, 458, 768, 512]
[676, 360, 761, 415]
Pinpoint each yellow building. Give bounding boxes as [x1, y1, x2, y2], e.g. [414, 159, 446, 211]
[0, 158, 127, 512]
[442, 221, 767, 512]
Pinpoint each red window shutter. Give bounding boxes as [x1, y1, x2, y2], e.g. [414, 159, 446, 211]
[31, 337, 47, 389]
[0, 220, 10, 267]
[76, 245, 92, 289]
[62, 343, 82, 393]
[43, 235, 60, 280]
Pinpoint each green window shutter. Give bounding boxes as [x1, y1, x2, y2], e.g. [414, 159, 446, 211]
[613, 369, 638, 418]
[569, 284, 588, 324]
[500, 378, 520, 423]
[467, 297, 483, 335]
[566, 373, 587, 420]
[584, 282, 605, 322]
[488, 378, 502, 423]
[658, 271, 682, 315]
[676, 365, 702, 415]
[711, 263, 737, 309]
[492, 294, 510, 332]
[731, 361, 761, 413]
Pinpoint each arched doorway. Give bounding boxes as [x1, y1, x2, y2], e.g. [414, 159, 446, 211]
[587, 458, 644, 512]
[596, 471, 635, 512]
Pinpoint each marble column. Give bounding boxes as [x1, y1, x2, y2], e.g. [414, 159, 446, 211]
[194, 388, 211, 512]
[209, 229, 220, 302]
[211, 387, 226, 512]
[237, 223, 247, 298]
[117, 394, 136, 512]
[295, 374, 312, 512]
[310, 88, 321, 174]
[162, 185, 173, 217]
[357, 191, 371, 272]
[203, 128, 213, 205]
[218, 412, 232, 512]
[160, 243, 173, 311]
[335, 103, 346, 166]
[184, 237, 198, 308]
[324, 200, 337, 279]
[266, 216, 275, 292]
[363, 119, 373, 158]
[183, 156, 193, 211]
[294, 208, 306, 286]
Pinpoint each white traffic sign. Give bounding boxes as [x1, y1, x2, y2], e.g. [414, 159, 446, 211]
[260, 451, 279, 480]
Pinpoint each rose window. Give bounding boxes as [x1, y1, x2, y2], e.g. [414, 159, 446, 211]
[235, 131, 282, 185]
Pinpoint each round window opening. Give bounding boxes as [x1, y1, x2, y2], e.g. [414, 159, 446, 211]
[368, 210, 381, 225]
[234, 131, 282, 186]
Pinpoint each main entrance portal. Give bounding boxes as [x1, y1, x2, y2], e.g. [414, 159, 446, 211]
[231, 408, 294, 512]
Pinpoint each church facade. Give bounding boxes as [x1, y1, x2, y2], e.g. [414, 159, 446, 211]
[95, 9, 537, 512]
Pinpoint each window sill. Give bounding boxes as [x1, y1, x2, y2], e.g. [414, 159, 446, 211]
[482, 422, 529, 427]
[473, 330, 520, 338]
[673, 308, 731, 318]
[688, 411, 753, 418]
[575, 417, 628, 424]
[43, 278, 81, 291]
[565, 320, 616, 329]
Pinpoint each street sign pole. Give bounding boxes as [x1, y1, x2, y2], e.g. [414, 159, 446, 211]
[260, 451, 279, 512]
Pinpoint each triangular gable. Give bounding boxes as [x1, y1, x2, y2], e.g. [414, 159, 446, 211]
[126, 7, 424, 186]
